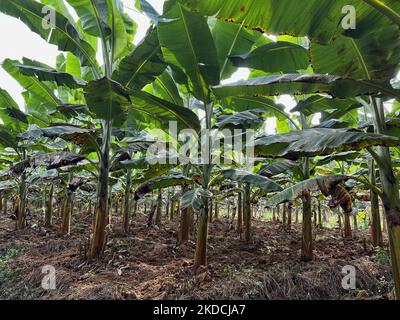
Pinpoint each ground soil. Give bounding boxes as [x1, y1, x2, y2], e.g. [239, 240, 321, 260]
[0, 210, 394, 300]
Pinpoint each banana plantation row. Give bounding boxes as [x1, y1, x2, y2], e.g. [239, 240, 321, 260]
[0, 0, 400, 299]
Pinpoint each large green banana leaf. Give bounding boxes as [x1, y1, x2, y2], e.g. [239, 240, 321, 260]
[112, 27, 166, 92]
[0, 126, 19, 151]
[152, 70, 184, 106]
[135, 0, 160, 23]
[20, 125, 98, 154]
[106, 0, 135, 61]
[211, 19, 261, 80]
[11, 152, 86, 175]
[65, 0, 110, 37]
[66, 0, 135, 61]
[129, 91, 201, 132]
[315, 151, 360, 166]
[220, 96, 295, 128]
[215, 109, 267, 130]
[265, 175, 351, 206]
[311, 24, 400, 81]
[84, 77, 131, 121]
[221, 96, 284, 114]
[220, 168, 282, 191]
[16, 62, 87, 89]
[314, 119, 351, 129]
[158, 1, 220, 102]
[134, 174, 192, 199]
[291, 96, 362, 119]
[230, 41, 309, 73]
[116, 154, 174, 170]
[254, 128, 400, 160]
[0, 0, 99, 74]
[359, 118, 400, 138]
[49, 104, 89, 119]
[362, 0, 400, 27]
[258, 160, 302, 178]
[213, 74, 400, 99]
[19, 125, 95, 143]
[40, 0, 77, 25]
[2, 59, 60, 111]
[180, 187, 211, 210]
[0, 180, 16, 191]
[57, 53, 83, 80]
[177, 0, 400, 43]
[0, 88, 28, 133]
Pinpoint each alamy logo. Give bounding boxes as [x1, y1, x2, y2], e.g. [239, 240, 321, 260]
[41, 265, 56, 290]
[342, 5, 356, 30]
[42, 6, 56, 30]
[341, 265, 356, 290]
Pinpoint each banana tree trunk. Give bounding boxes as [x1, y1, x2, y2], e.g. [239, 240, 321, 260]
[344, 213, 352, 239]
[180, 206, 192, 243]
[90, 121, 111, 258]
[375, 146, 400, 298]
[45, 184, 54, 227]
[168, 200, 174, 221]
[61, 190, 72, 235]
[194, 203, 209, 267]
[108, 190, 113, 225]
[16, 173, 27, 230]
[194, 102, 213, 268]
[87, 200, 92, 215]
[208, 199, 213, 223]
[237, 192, 243, 236]
[287, 202, 292, 230]
[231, 202, 236, 226]
[301, 189, 313, 261]
[244, 183, 251, 243]
[367, 97, 400, 297]
[276, 204, 280, 222]
[301, 142, 313, 261]
[317, 200, 322, 228]
[282, 202, 287, 228]
[369, 160, 383, 247]
[166, 197, 170, 218]
[3, 194, 7, 216]
[313, 207, 317, 228]
[123, 169, 132, 233]
[132, 199, 137, 218]
[147, 200, 157, 226]
[180, 185, 191, 243]
[155, 189, 162, 226]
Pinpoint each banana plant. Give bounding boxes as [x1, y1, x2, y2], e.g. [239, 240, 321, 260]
[0, 0, 201, 258]
[178, 0, 400, 297]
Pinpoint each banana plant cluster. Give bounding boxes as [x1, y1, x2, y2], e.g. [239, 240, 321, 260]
[0, 0, 400, 299]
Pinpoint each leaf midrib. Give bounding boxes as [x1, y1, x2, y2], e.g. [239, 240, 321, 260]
[178, 4, 205, 101]
[125, 44, 161, 89]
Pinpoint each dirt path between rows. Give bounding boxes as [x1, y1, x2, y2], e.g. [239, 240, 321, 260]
[0, 211, 394, 300]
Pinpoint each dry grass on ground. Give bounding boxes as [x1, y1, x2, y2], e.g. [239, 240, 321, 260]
[0, 211, 394, 300]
